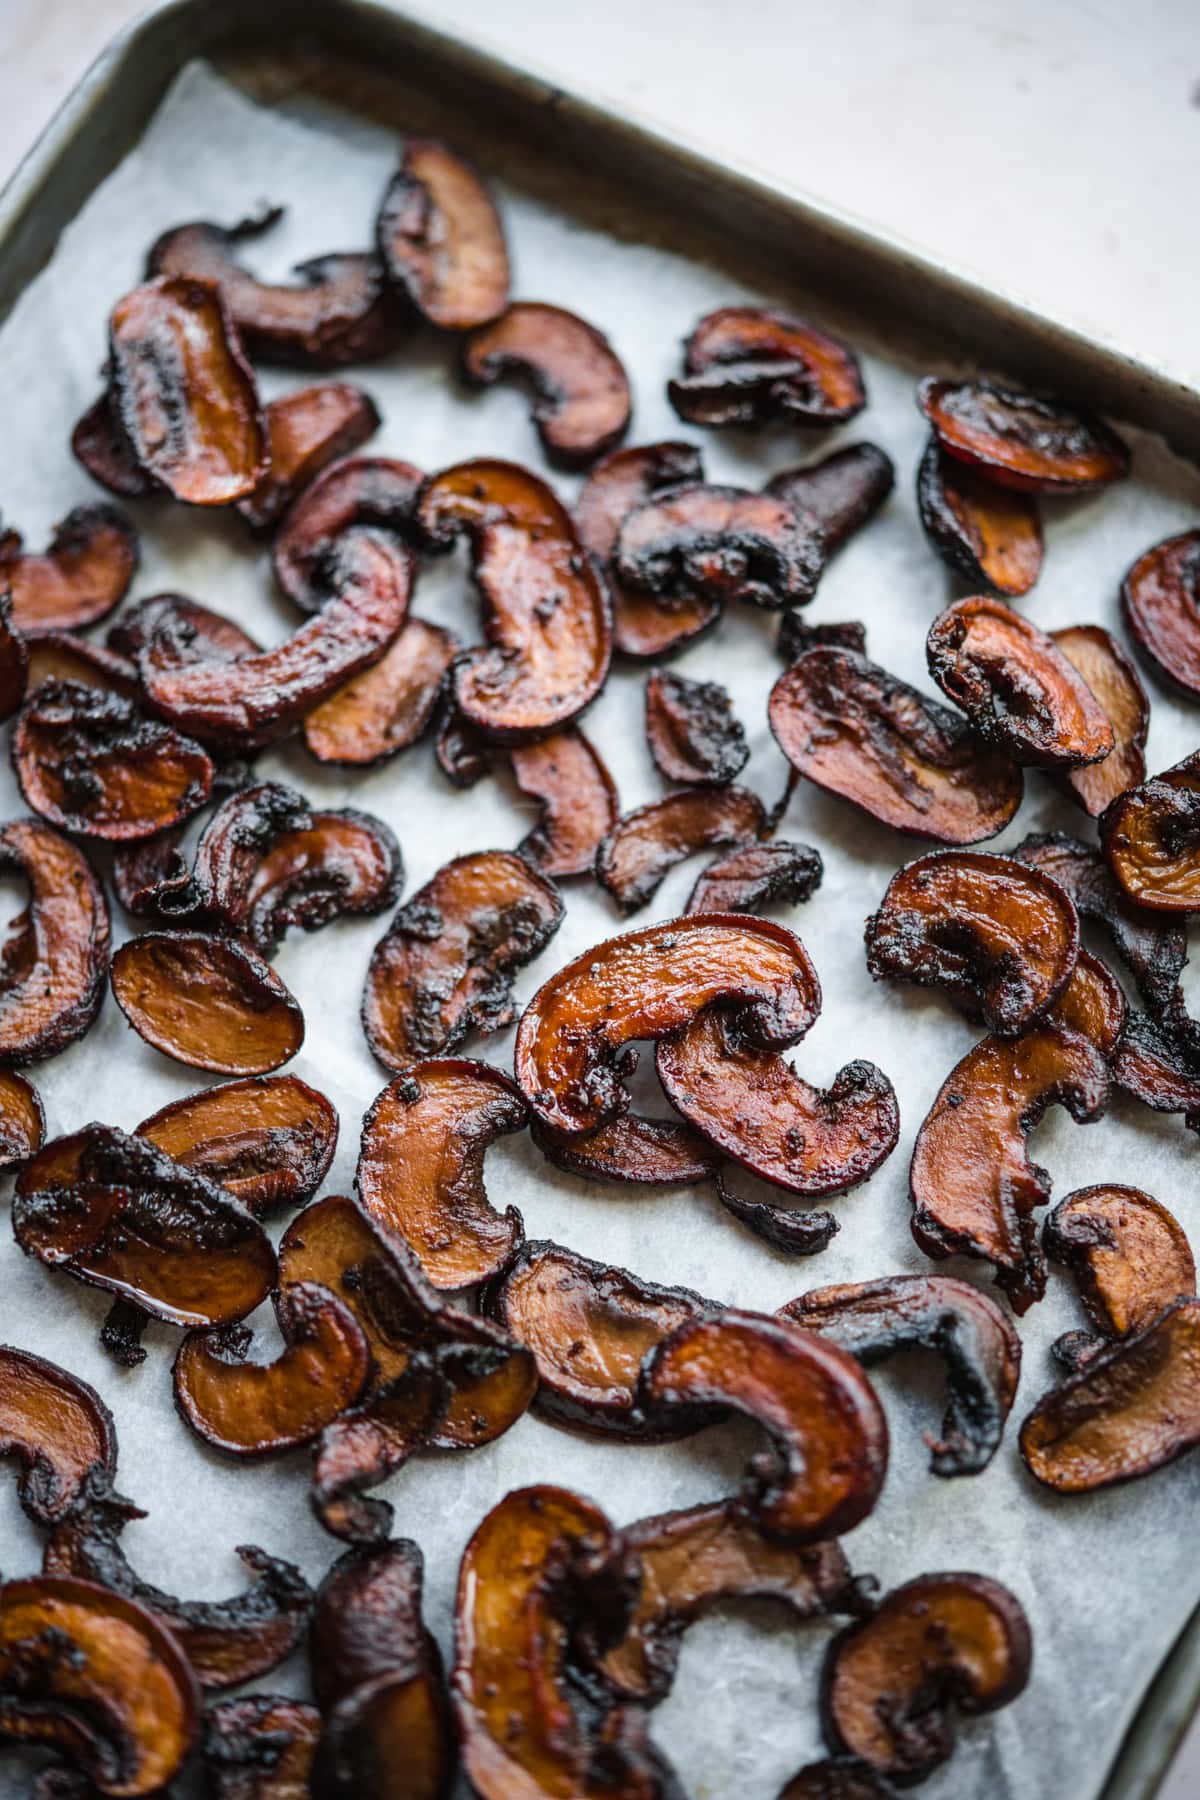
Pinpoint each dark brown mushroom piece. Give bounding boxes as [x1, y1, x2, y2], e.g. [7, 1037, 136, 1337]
[669, 306, 866, 428]
[644, 668, 748, 786]
[781, 1274, 1022, 1475]
[916, 438, 1043, 596]
[616, 483, 822, 612]
[1120, 528, 1200, 698]
[271, 456, 425, 614]
[1111, 990, 1200, 1130]
[0, 504, 138, 634]
[927, 596, 1114, 769]
[863, 849, 1079, 1035]
[314, 1669, 455, 1800]
[1051, 624, 1149, 815]
[0, 819, 110, 1065]
[918, 375, 1129, 491]
[462, 303, 631, 468]
[597, 786, 766, 914]
[766, 444, 894, 562]
[25, 634, 139, 700]
[0, 1069, 44, 1167]
[237, 385, 381, 532]
[1101, 751, 1200, 912]
[136, 1074, 337, 1216]
[362, 849, 563, 1072]
[303, 617, 458, 765]
[776, 615, 867, 666]
[71, 393, 155, 499]
[417, 459, 612, 740]
[204, 1695, 321, 1799]
[715, 1170, 839, 1256]
[433, 702, 492, 788]
[309, 1537, 434, 1708]
[778, 1762, 900, 1799]
[107, 591, 262, 665]
[377, 137, 509, 330]
[308, 1352, 449, 1546]
[0, 1346, 116, 1525]
[510, 728, 619, 878]
[1045, 1185, 1195, 1362]
[530, 1112, 721, 1186]
[0, 597, 26, 723]
[110, 931, 304, 1075]
[686, 838, 823, 915]
[821, 1572, 1032, 1784]
[769, 647, 1023, 842]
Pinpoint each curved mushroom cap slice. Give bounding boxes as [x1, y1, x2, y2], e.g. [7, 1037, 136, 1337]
[765, 444, 894, 562]
[136, 1075, 337, 1216]
[1110, 993, 1200, 1127]
[0, 1069, 44, 1167]
[362, 850, 563, 1071]
[217, 799, 402, 956]
[357, 1059, 527, 1290]
[110, 932, 304, 1075]
[510, 728, 619, 878]
[531, 1112, 720, 1186]
[642, 1311, 888, 1541]
[463, 303, 631, 468]
[0, 1346, 116, 1525]
[927, 596, 1114, 769]
[864, 849, 1079, 1036]
[644, 669, 748, 786]
[377, 137, 509, 329]
[314, 1673, 453, 1799]
[204, 1695, 320, 1798]
[769, 648, 1022, 843]
[616, 483, 822, 612]
[715, 1172, 838, 1257]
[272, 456, 425, 614]
[1120, 528, 1200, 698]
[72, 393, 155, 498]
[417, 459, 612, 741]
[25, 634, 139, 701]
[821, 1572, 1032, 1783]
[686, 839, 823, 916]
[916, 439, 1043, 597]
[0, 505, 138, 633]
[0, 1574, 199, 1796]
[108, 592, 263, 665]
[1045, 1185, 1195, 1344]
[0, 820, 110, 1065]
[1051, 624, 1149, 815]
[310, 1537, 436, 1708]
[669, 307, 866, 428]
[434, 702, 492, 788]
[303, 616, 458, 765]
[781, 1275, 1021, 1476]
[596, 787, 767, 915]
[1101, 752, 1200, 912]
[237, 384, 381, 532]
[918, 376, 1129, 491]
[109, 277, 267, 505]
[483, 1239, 717, 1439]
[515, 914, 822, 1137]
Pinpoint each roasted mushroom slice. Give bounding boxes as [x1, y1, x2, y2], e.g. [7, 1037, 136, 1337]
[669, 307, 865, 429]
[434, 702, 492, 788]
[377, 137, 509, 330]
[303, 617, 458, 766]
[781, 1275, 1021, 1476]
[107, 591, 262, 665]
[686, 839, 823, 915]
[927, 596, 1114, 769]
[0, 1069, 44, 1166]
[644, 668, 748, 786]
[616, 484, 822, 612]
[863, 849, 1079, 1035]
[769, 648, 1022, 843]
[237, 384, 380, 532]
[136, 1075, 337, 1216]
[110, 931, 304, 1075]
[72, 393, 154, 499]
[0, 1574, 198, 1795]
[715, 1172, 838, 1256]
[309, 1537, 435, 1707]
[25, 635, 138, 701]
[1120, 528, 1200, 698]
[916, 439, 1043, 597]
[777, 615, 868, 666]
[821, 1572, 1031, 1784]
[0, 504, 137, 634]
[462, 303, 631, 468]
[1051, 625, 1149, 814]
[1111, 992, 1200, 1128]
[597, 787, 766, 914]
[362, 849, 563, 1072]
[530, 1113, 720, 1186]
[204, 1696, 320, 1799]
[1101, 752, 1200, 911]
[766, 444, 894, 562]
[0, 1346, 116, 1525]
[1045, 1185, 1195, 1359]
[271, 456, 425, 614]
[778, 1762, 899, 1799]
[918, 376, 1129, 491]
[510, 728, 619, 878]
[0, 820, 110, 1065]
[314, 1669, 454, 1800]
[417, 459, 612, 740]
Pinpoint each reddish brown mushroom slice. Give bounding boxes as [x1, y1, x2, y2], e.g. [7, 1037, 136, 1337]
[0, 505, 138, 634]
[530, 1112, 720, 1185]
[766, 444, 894, 563]
[1120, 527, 1200, 698]
[25, 635, 138, 701]
[917, 375, 1129, 491]
[0, 819, 110, 1065]
[136, 1075, 337, 1217]
[0, 1346, 116, 1526]
[778, 1762, 900, 1799]
[362, 849, 563, 1072]
[108, 592, 262, 665]
[769, 648, 1022, 843]
[310, 1537, 434, 1707]
[669, 306, 866, 428]
[417, 459, 612, 741]
[777, 615, 868, 666]
[1045, 1186, 1195, 1367]
[1110, 990, 1200, 1129]
[916, 439, 1043, 596]
[377, 137, 509, 329]
[110, 931, 304, 1075]
[686, 839, 823, 915]
[271, 456, 425, 614]
[1101, 751, 1200, 912]
[434, 702, 492, 787]
[1050, 624, 1149, 815]
[314, 1671, 453, 1800]
[644, 668, 748, 786]
[821, 1572, 1032, 1784]
[926, 595, 1114, 769]
[0, 1069, 44, 1167]
[303, 617, 458, 765]
[72, 394, 155, 499]
[509, 728, 619, 878]
[204, 1696, 320, 1799]
[863, 849, 1079, 1035]
[237, 385, 380, 532]
[597, 787, 767, 914]
[0, 1575, 199, 1796]
[715, 1171, 839, 1256]
[781, 1275, 1022, 1476]
[617, 483, 822, 612]
[462, 303, 631, 468]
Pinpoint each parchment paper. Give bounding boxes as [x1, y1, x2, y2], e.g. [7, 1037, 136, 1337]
[1, 57, 1199, 1800]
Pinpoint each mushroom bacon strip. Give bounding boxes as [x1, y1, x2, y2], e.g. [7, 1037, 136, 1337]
[0, 819, 110, 1065]
[0, 504, 138, 634]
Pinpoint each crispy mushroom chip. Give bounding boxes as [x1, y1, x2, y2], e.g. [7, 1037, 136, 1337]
[644, 668, 748, 786]
[111, 931, 304, 1075]
[686, 839, 823, 915]
[0, 599, 26, 724]
[1110, 991, 1200, 1130]
[463, 302, 631, 467]
[766, 444, 894, 563]
[1120, 528, 1200, 699]
[918, 376, 1129, 491]
[0, 1346, 116, 1526]
[916, 439, 1043, 597]
[669, 306, 865, 429]
[1051, 624, 1148, 815]
[616, 483, 822, 612]
[778, 1762, 900, 1799]
[510, 728, 619, 877]
[0, 819, 110, 1065]
[531, 1112, 721, 1186]
[377, 137, 509, 330]
[303, 616, 457, 766]
[0, 504, 138, 634]
[237, 384, 380, 532]
[1045, 1185, 1195, 1361]
[204, 1695, 320, 1799]
[271, 456, 425, 614]
[596, 786, 767, 914]
[715, 1171, 839, 1257]
[136, 1075, 337, 1217]
[1100, 751, 1200, 912]
[777, 616, 868, 667]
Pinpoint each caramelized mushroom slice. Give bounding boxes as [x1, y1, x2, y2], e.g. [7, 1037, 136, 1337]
[821, 1572, 1031, 1783]
[417, 459, 612, 740]
[204, 1696, 320, 1799]
[1111, 990, 1200, 1128]
[0, 819, 110, 1064]
[0, 1069, 44, 1167]
[1050, 624, 1148, 814]
[616, 483, 821, 611]
[314, 1671, 454, 1800]
[484, 1239, 716, 1438]
[303, 617, 458, 765]
[781, 1275, 1021, 1476]
[1101, 752, 1200, 911]
[377, 138, 509, 329]
[1120, 528, 1200, 698]
[777, 615, 867, 666]
[72, 394, 154, 499]
[107, 592, 262, 665]
[642, 1310, 888, 1540]
[136, 1075, 337, 1216]
[271, 456, 425, 614]
[25, 635, 138, 700]
[916, 439, 1043, 596]
[15, 1125, 276, 1328]
[0, 1575, 198, 1795]
[715, 1172, 838, 1256]
[0, 1346, 115, 1525]
[0, 505, 137, 633]
[109, 277, 267, 505]
[1045, 1185, 1195, 1353]
[508, 728, 618, 878]
[462, 303, 631, 468]
[530, 1113, 721, 1186]
[766, 445, 894, 562]
[237, 385, 380, 531]
[644, 669, 748, 786]
[687, 839, 823, 915]
[434, 702, 492, 788]
[918, 376, 1129, 491]
[863, 849, 1079, 1035]
[597, 787, 766, 914]
[310, 1537, 435, 1706]
[769, 648, 1022, 842]
[362, 850, 563, 1071]
[779, 1762, 899, 1799]
[927, 596, 1114, 769]
[669, 307, 865, 428]
[110, 931, 304, 1075]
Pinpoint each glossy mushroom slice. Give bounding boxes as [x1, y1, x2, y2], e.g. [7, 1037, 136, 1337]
[0, 820, 110, 1065]
[135, 1075, 337, 1217]
[1051, 625, 1149, 815]
[463, 303, 631, 467]
[107, 592, 262, 665]
[820, 1572, 1031, 1784]
[510, 728, 619, 877]
[362, 850, 563, 1071]
[530, 1112, 720, 1186]
[357, 1059, 527, 1290]
[918, 376, 1129, 491]
[926, 596, 1114, 769]
[1111, 991, 1200, 1130]
[1120, 528, 1200, 698]
[0, 1070, 44, 1167]
[271, 456, 425, 614]
[25, 634, 138, 701]
[303, 617, 458, 765]
[417, 459, 612, 740]
[776, 615, 867, 666]
[916, 439, 1043, 597]
[237, 384, 380, 532]
[1045, 1185, 1195, 1364]
[596, 787, 766, 915]
[72, 393, 155, 499]
[1100, 751, 1200, 912]
[310, 1537, 436, 1707]
[769, 648, 1022, 843]
[616, 483, 822, 612]
[110, 932, 304, 1075]
[765, 444, 894, 563]
[204, 1696, 320, 1799]
[686, 839, 823, 915]
[669, 306, 865, 428]
[715, 1171, 838, 1257]
[0, 505, 138, 633]
[863, 849, 1079, 1036]
[644, 668, 748, 786]
[376, 137, 509, 330]
[109, 276, 267, 505]
[780, 1276, 1021, 1476]
[0, 1575, 199, 1796]
[0, 1346, 116, 1525]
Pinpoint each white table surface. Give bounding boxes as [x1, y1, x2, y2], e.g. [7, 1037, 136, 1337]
[1, 2, 1198, 1794]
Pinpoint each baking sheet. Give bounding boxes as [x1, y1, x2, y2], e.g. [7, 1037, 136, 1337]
[1, 56, 1199, 1800]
